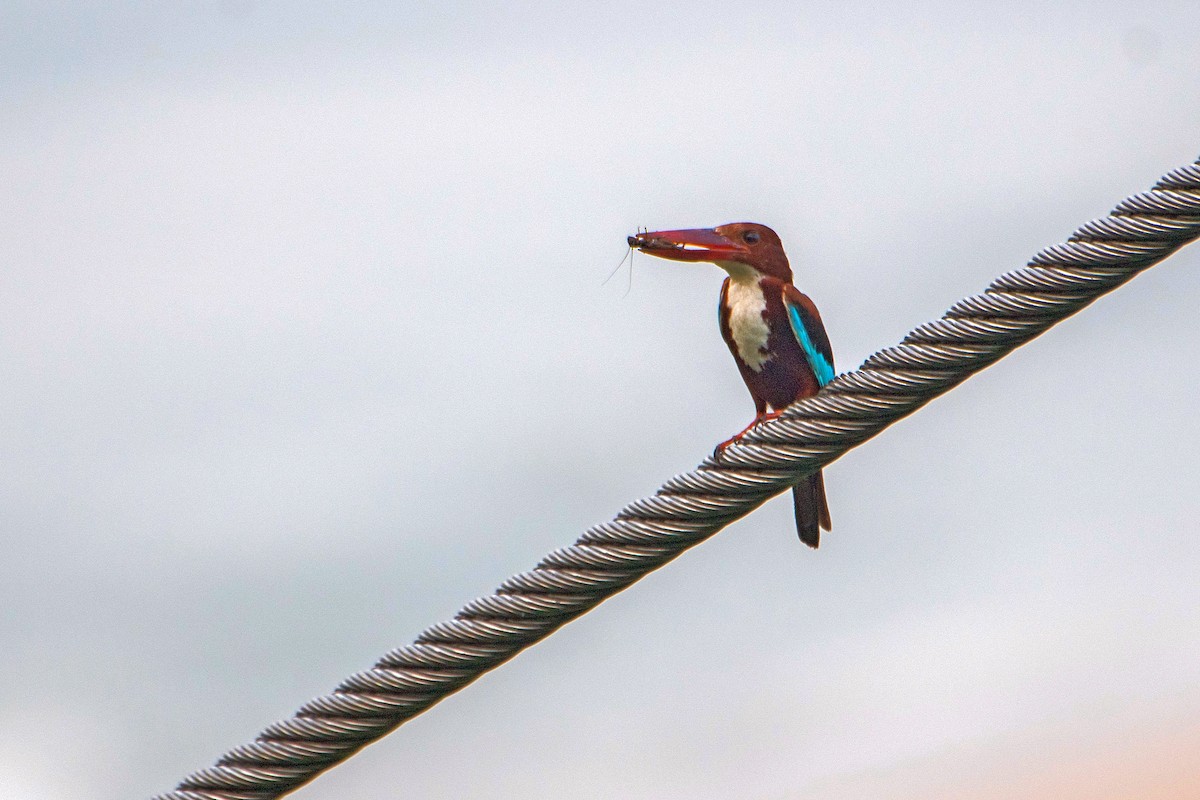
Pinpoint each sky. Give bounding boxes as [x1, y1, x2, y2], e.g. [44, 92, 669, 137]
[2, 2, 1199, 799]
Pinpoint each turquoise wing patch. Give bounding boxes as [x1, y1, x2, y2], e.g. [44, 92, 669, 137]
[786, 303, 835, 387]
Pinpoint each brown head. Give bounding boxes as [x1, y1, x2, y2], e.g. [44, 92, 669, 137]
[627, 222, 792, 283]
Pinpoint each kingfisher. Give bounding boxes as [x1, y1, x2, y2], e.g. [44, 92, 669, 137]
[627, 223, 834, 548]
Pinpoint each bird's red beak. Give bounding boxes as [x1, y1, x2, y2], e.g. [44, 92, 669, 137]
[627, 228, 746, 262]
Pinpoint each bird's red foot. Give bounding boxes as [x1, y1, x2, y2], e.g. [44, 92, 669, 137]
[713, 411, 784, 460]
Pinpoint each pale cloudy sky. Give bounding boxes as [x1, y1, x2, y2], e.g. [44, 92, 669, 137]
[2, 3, 1199, 799]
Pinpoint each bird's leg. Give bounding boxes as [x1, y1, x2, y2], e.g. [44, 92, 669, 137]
[713, 409, 785, 459]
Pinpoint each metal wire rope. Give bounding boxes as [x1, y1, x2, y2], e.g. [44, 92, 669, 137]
[155, 158, 1200, 800]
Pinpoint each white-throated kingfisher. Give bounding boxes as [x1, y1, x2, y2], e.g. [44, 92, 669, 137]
[627, 223, 834, 548]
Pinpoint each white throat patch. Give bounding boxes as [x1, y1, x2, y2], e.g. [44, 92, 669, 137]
[724, 276, 772, 372]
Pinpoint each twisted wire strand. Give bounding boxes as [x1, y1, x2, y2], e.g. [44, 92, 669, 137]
[155, 158, 1200, 800]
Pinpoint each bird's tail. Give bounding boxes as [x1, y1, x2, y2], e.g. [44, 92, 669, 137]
[792, 470, 832, 549]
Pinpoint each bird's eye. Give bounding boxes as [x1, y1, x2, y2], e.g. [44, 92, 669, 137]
[742, 230, 760, 244]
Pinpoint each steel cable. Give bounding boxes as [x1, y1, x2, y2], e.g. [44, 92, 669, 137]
[154, 158, 1200, 800]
